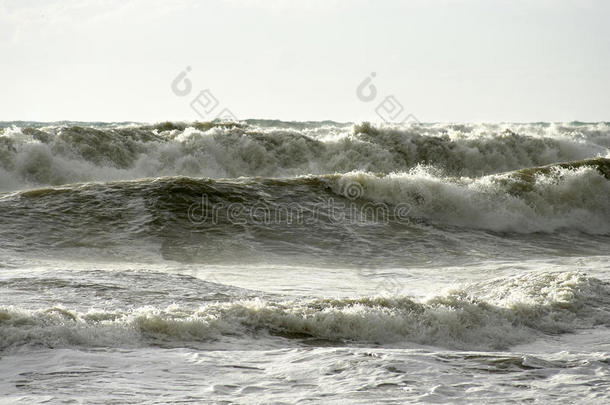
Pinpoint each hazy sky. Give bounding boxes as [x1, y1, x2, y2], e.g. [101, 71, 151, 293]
[1, 0, 609, 122]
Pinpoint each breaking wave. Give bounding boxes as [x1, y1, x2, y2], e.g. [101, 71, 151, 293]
[335, 157, 610, 234]
[0, 120, 608, 191]
[1, 272, 608, 351]
[2, 158, 609, 241]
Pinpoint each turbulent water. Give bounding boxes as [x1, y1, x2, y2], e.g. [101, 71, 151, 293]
[1, 120, 609, 404]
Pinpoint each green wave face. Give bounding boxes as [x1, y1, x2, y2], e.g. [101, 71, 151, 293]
[0, 158, 608, 267]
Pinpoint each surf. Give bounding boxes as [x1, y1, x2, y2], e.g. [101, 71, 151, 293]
[1, 272, 608, 352]
[1, 121, 608, 191]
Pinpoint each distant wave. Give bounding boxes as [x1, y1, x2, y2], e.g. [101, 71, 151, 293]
[0, 121, 608, 191]
[1, 272, 608, 351]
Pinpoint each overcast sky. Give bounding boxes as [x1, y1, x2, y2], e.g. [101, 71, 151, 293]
[1, 0, 609, 123]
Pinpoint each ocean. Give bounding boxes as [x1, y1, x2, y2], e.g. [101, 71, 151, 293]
[0, 120, 609, 404]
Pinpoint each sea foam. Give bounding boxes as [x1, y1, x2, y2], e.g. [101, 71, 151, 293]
[1, 272, 608, 351]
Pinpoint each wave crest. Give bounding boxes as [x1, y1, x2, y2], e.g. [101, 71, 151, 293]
[336, 158, 610, 233]
[1, 121, 608, 191]
[1, 272, 608, 351]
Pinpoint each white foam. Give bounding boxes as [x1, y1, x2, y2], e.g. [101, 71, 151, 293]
[334, 165, 610, 233]
[1, 272, 607, 352]
[1, 122, 608, 191]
